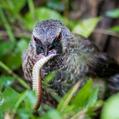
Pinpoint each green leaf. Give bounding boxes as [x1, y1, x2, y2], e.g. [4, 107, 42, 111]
[17, 39, 28, 53]
[4, 51, 21, 70]
[23, 90, 36, 111]
[0, 0, 26, 15]
[110, 26, 119, 32]
[106, 9, 119, 18]
[12, 91, 30, 115]
[43, 71, 57, 85]
[71, 79, 93, 109]
[101, 93, 119, 119]
[15, 90, 36, 118]
[41, 109, 62, 119]
[24, 7, 63, 30]
[3, 39, 28, 70]
[85, 87, 99, 109]
[47, 1, 64, 11]
[17, 108, 30, 119]
[0, 75, 15, 89]
[73, 17, 100, 37]
[0, 41, 14, 58]
[0, 87, 20, 112]
[57, 80, 82, 112]
[0, 111, 4, 119]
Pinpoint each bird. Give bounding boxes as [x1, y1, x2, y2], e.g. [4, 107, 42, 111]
[22, 19, 119, 109]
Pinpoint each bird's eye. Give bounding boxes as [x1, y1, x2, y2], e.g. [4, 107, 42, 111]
[36, 43, 44, 54]
[52, 40, 58, 47]
[33, 36, 44, 54]
[37, 43, 44, 54]
[49, 33, 61, 50]
[49, 39, 59, 50]
[33, 36, 42, 44]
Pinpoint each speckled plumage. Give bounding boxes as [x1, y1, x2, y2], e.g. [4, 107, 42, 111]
[22, 19, 119, 99]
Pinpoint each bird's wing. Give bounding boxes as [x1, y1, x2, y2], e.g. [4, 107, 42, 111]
[64, 34, 99, 78]
[70, 34, 119, 78]
[88, 53, 119, 78]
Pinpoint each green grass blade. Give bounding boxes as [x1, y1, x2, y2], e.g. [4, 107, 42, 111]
[0, 8, 16, 42]
[57, 80, 83, 112]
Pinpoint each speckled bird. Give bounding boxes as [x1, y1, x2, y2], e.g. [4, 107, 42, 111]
[22, 19, 119, 101]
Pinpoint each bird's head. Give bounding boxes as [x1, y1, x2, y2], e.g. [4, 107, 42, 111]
[31, 19, 73, 77]
[32, 19, 71, 57]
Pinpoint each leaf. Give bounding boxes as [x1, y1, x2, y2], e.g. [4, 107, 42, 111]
[13, 91, 28, 113]
[43, 71, 57, 85]
[17, 39, 28, 53]
[101, 93, 119, 119]
[17, 108, 31, 119]
[0, 0, 26, 15]
[85, 87, 99, 109]
[15, 90, 36, 118]
[0, 111, 4, 119]
[106, 9, 119, 18]
[57, 80, 82, 112]
[0, 41, 14, 58]
[17, 108, 30, 119]
[73, 17, 100, 37]
[47, 1, 64, 11]
[71, 79, 93, 109]
[0, 75, 15, 89]
[0, 87, 20, 112]
[4, 51, 21, 70]
[3, 39, 28, 70]
[23, 90, 36, 111]
[41, 109, 62, 119]
[110, 26, 119, 32]
[24, 7, 63, 30]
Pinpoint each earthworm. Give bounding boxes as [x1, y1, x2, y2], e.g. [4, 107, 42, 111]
[32, 54, 56, 111]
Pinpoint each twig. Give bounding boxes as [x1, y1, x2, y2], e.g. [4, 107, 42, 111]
[0, 61, 29, 89]
[94, 28, 119, 38]
[0, 30, 31, 39]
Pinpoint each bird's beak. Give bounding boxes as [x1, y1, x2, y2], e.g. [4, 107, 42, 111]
[44, 47, 48, 56]
[44, 47, 57, 56]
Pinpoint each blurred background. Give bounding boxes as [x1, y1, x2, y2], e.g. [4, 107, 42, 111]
[0, 0, 119, 119]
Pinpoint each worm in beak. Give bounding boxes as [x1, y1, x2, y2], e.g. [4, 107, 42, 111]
[32, 53, 56, 111]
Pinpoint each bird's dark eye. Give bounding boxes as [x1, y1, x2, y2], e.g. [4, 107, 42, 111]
[33, 36, 42, 44]
[49, 38, 59, 50]
[49, 34, 62, 54]
[36, 44, 44, 54]
[49, 33, 61, 50]
[52, 40, 58, 48]
[33, 36, 44, 54]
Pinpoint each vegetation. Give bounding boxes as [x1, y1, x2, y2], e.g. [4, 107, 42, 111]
[0, 0, 119, 119]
